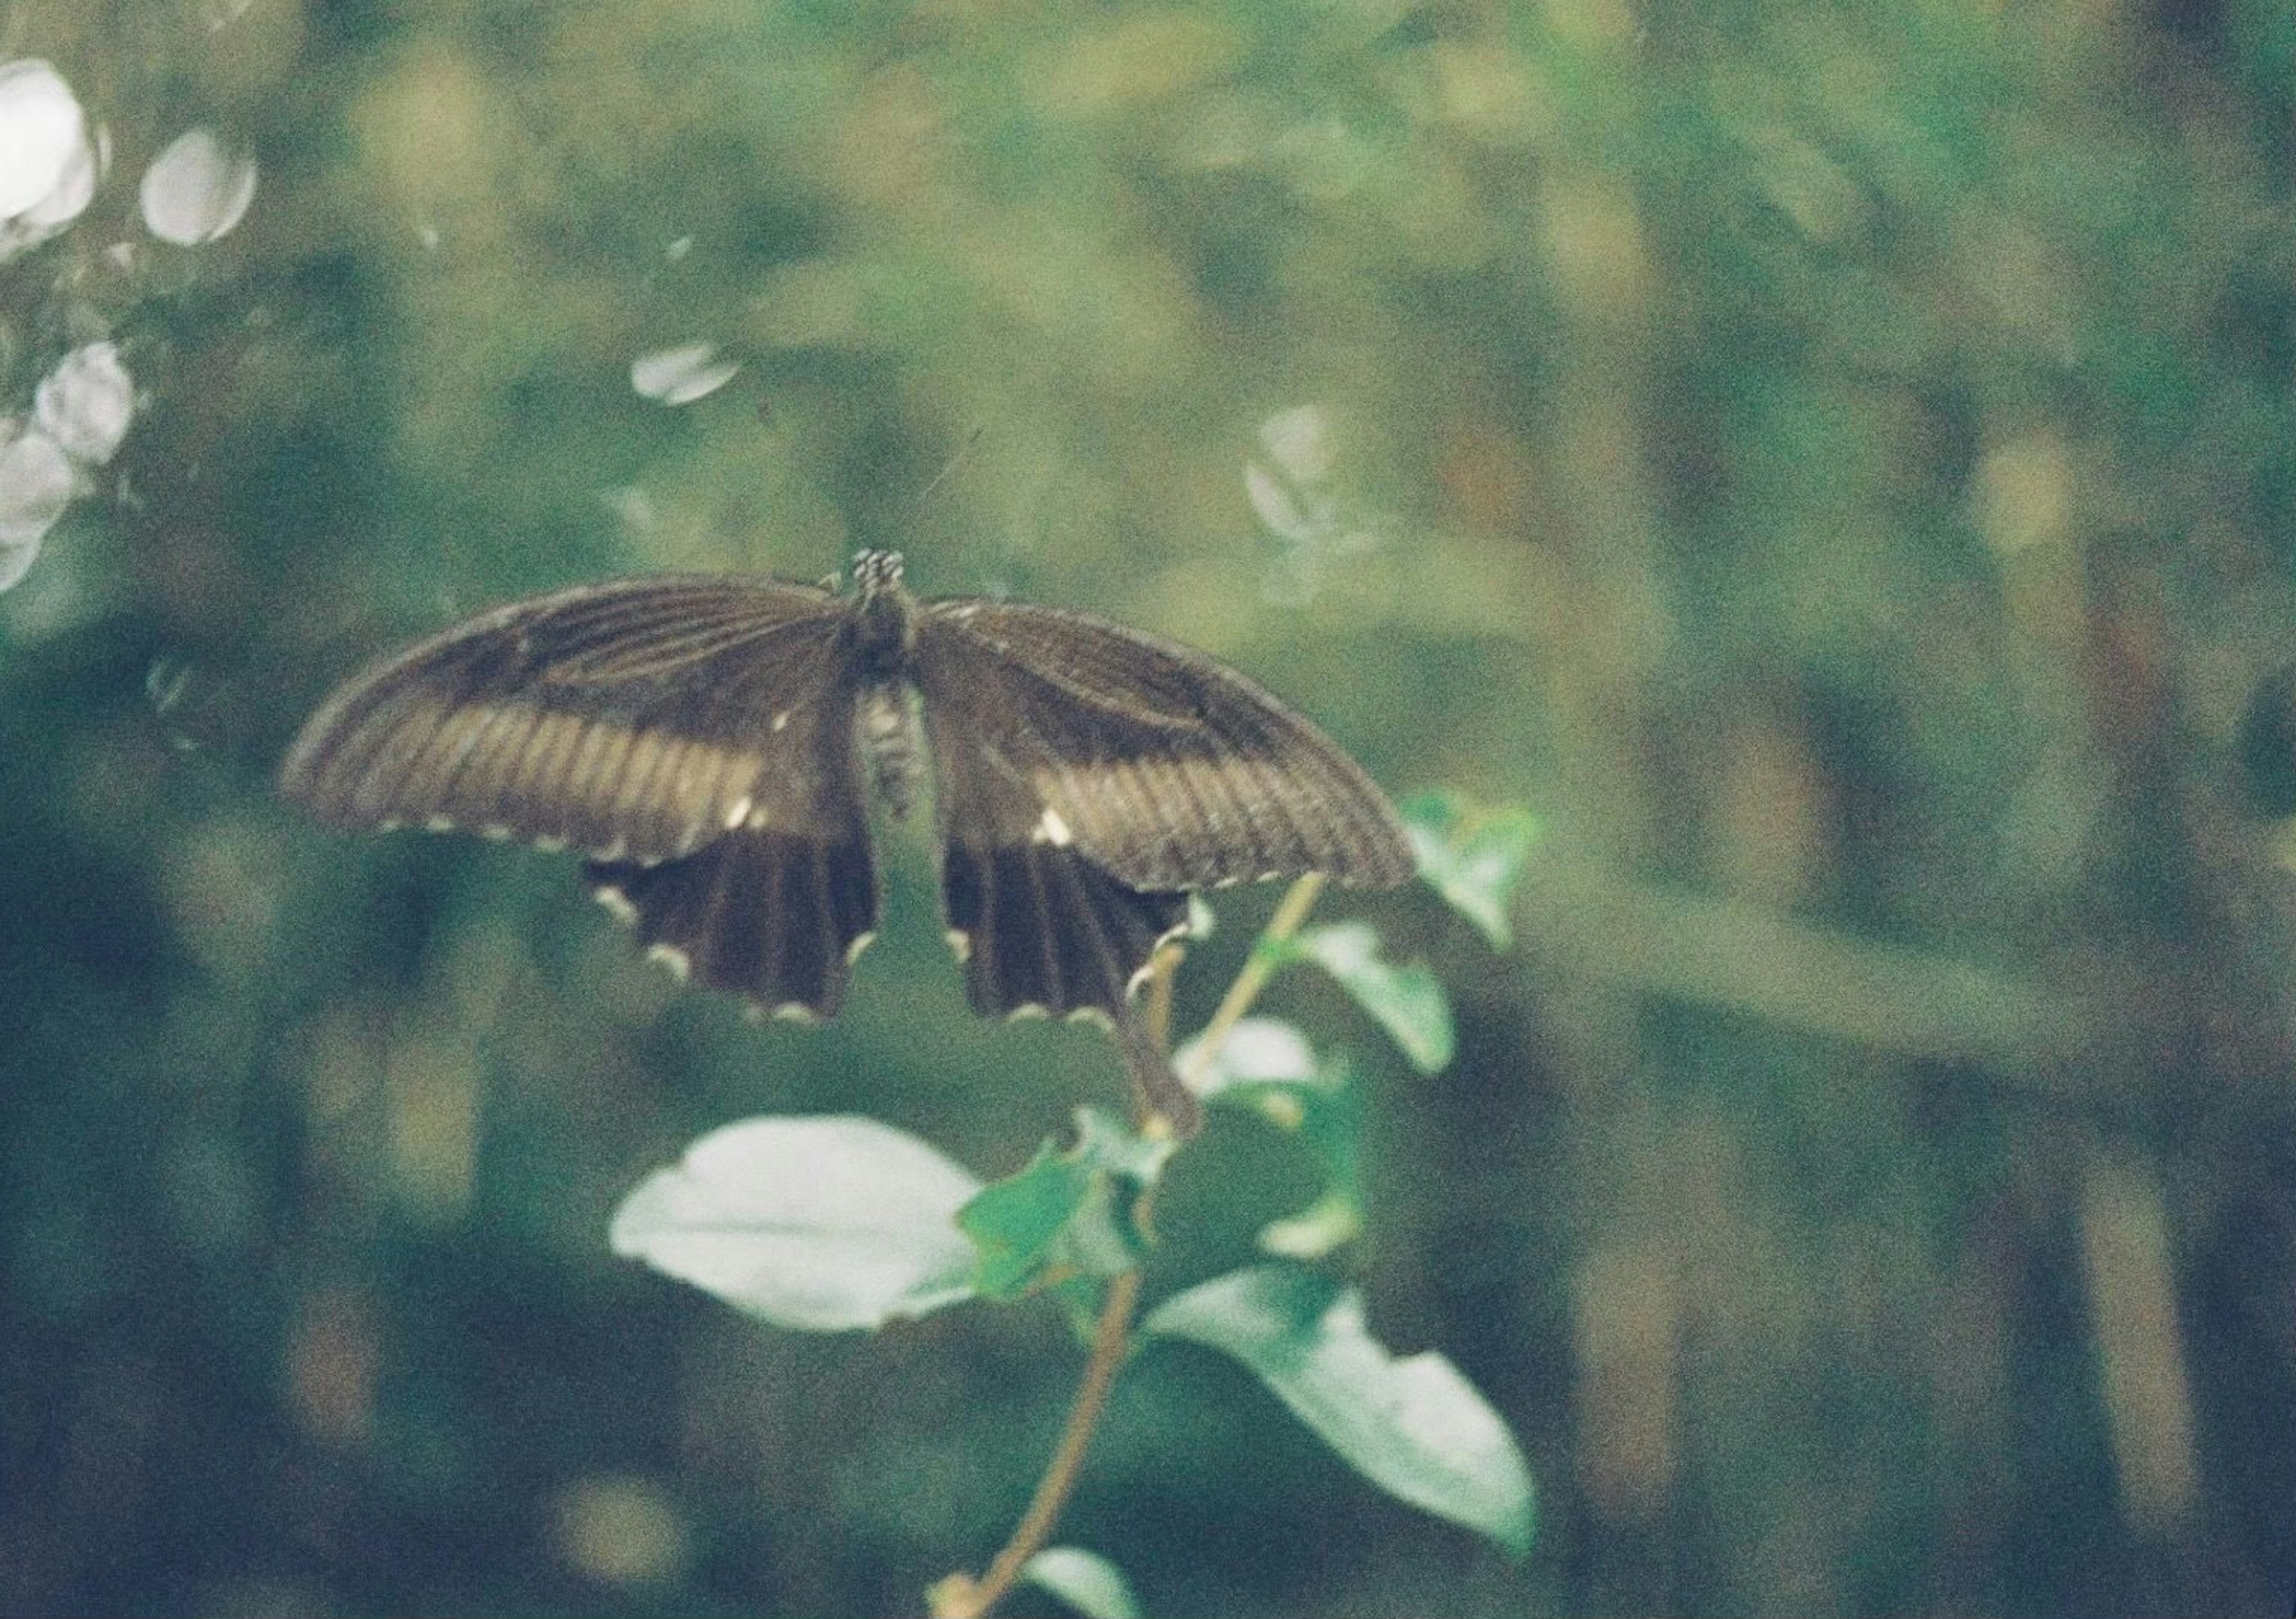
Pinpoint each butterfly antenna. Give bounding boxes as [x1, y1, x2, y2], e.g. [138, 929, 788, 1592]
[908, 424, 987, 517]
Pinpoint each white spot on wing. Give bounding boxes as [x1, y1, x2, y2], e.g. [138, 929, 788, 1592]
[423, 814, 456, 833]
[845, 930, 877, 964]
[945, 927, 972, 963]
[1030, 806, 1074, 847]
[645, 942, 691, 981]
[723, 794, 753, 830]
[771, 710, 792, 732]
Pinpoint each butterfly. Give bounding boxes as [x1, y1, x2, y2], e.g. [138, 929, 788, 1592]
[279, 551, 1413, 1134]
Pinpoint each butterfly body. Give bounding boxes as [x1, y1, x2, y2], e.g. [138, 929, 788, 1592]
[281, 551, 1411, 1131]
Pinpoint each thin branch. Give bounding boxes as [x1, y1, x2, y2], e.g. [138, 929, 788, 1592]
[1180, 872, 1327, 1085]
[929, 1269, 1144, 1619]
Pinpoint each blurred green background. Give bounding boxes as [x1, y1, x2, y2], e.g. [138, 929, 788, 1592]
[6, 0, 2296, 1613]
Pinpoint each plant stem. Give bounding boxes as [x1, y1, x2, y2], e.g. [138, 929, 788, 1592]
[930, 1267, 1144, 1619]
[1180, 872, 1327, 1084]
[930, 875, 1330, 1619]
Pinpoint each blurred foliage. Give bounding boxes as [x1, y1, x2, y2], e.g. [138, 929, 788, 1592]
[5, 0, 2296, 1614]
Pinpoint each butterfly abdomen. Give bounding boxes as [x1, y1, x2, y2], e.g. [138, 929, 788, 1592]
[857, 680, 929, 821]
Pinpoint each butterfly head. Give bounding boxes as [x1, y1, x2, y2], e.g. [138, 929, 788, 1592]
[851, 549, 916, 663]
[852, 549, 906, 601]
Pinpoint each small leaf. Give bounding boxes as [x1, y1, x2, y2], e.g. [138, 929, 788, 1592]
[1020, 1547, 1141, 1619]
[1287, 921, 1455, 1073]
[960, 1142, 1099, 1298]
[1145, 1264, 1535, 1557]
[1176, 1015, 1321, 1103]
[1180, 1022, 1363, 1256]
[1257, 1187, 1362, 1259]
[1249, 1055, 1364, 1261]
[1070, 1104, 1178, 1185]
[1402, 790, 1538, 949]
[958, 1110, 1168, 1298]
[609, 1116, 982, 1331]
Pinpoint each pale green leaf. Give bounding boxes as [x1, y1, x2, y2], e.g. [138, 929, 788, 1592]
[1175, 1015, 1321, 1103]
[1178, 1021, 1365, 1257]
[1402, 790, 1538, 949]
[609, 1116, 981, 1331]
[1146, 1264, 1535, 1557]
[1289, 921, 1455, 1072]
[1021, 1546, 1141, 1619]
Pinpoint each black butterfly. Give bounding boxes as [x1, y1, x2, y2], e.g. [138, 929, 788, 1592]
[279, 551, 1413, 1134]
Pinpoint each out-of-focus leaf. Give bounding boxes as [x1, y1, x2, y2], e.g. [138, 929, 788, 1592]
[1176, 1015, 1321, 1103]
[1145, 1264, 1535, 1558]
[1070, 1103, 1178, 1184]
[1401, 790, 1538, 950]
[1179, 1020, 1363, 1256]
[630, 341, 740, 405]
[1258, 1187, 1361, 1259]
[958, 1108, 1168, 1298]
[0, 426, 72, 550]
[0, 60, 87, 219]
[34, 342, 134, 465]
[609, 1116, 981, 1332]
[139, 126, 257, 245]
[1020, 1546, 1141, 1619]
[1286, 921, 1455, 1073]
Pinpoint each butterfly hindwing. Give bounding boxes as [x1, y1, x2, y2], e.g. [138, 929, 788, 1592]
[589, 824, 877, 1019]
[912, 599, 1413, 894]
[939, 832, 1191, 1020]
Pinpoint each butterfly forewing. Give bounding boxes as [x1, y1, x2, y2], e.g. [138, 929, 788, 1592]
[280, 578, 853, 862]
[912, 600, 1413, 893]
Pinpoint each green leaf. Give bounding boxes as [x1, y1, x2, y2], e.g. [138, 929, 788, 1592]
[1257, 1186, 1363, 1259]
[1179, 1019, 1364, 1257]
[1019, 1547, 1141, 1619]
[1287, 921, 1455, 1073]
[1401, 790, 1539, 949]
[957, 1108, 1170, 1299]
[609, 1116, 982, 1331]
[1176, 1015, 1323, 1104]
[960, 1141, 1097, 1299]
[1069, 1103, 1179, 1185]
[1145, 1264, 1535, 1558]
